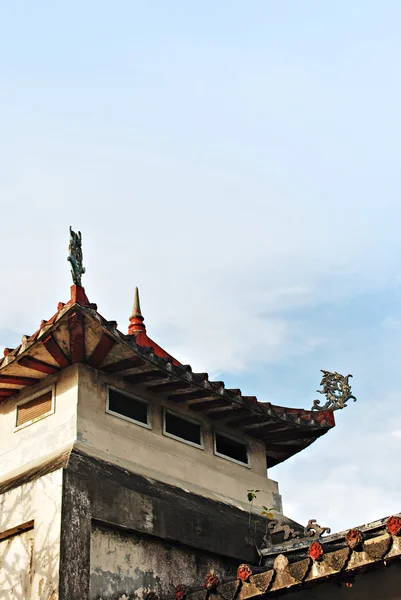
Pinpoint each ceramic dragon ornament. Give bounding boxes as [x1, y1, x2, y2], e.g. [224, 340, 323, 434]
[312, 369, 357, 411]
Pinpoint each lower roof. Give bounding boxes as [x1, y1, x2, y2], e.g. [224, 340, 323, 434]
[185, 513, 401, 599]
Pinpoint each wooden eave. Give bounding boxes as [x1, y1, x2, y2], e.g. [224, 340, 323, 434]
[0, 302, 335, 468]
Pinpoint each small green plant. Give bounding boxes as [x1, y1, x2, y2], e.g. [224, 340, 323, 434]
[246, 490, 275, 560]
[247, 489, 260, 503]
[261, 506, 274, 519]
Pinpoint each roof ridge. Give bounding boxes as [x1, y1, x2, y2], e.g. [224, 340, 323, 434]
[182, 516, 401, 600]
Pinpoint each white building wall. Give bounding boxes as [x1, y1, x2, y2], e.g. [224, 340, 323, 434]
[0, 469, 63, 600]
[76, 364, 281, 512]
[0, 365, 78, 485]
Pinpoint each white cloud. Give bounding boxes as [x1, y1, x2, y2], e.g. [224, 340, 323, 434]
[382, 317, 401, 331]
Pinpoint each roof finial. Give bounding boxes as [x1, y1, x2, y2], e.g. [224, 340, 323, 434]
[67, 226, 85, 287]
[132, 287, 141, 317]
[128, 287, 146, 335]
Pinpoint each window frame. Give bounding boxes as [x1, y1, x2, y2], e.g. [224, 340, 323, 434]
[14, 385, 56, 432]
[213, 430, 250, 468]
[106, 386, 151, 429]
[162, 407, 204, 450]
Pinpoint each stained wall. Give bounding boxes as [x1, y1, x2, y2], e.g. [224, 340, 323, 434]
[58, 451, 272, 600]
[90, 523, 238, 600]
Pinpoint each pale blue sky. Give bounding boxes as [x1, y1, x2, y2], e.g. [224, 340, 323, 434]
[1, 1, 400, 531]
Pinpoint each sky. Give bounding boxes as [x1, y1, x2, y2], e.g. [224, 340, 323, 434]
[0, 1, 400, 533]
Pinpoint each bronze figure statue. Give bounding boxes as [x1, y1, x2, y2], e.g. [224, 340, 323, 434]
[67, 226, 85, 286]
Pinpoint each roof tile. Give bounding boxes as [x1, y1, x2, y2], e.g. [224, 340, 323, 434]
[386, 533, 401, 559]
[216, 580, 240, 600]
[287, 558, 311, 582]
[363, 533, 392, 561]
[323, 547, 350, 572]
[248, 570, 275, 594]
[237, 579, 265, 600]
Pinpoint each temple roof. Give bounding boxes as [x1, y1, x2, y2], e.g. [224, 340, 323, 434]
[0, 226, 341, 467]
[0, 279, 335, 467]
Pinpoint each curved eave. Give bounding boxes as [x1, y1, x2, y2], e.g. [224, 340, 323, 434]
[0, 300, 335, 467]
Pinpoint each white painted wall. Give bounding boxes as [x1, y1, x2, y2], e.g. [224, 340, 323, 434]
[0, 528, 34, 600]
[0, 469, 63, 600]
[0, 365, 78, 485]
[76, 364, 281, 511]
[0, 360, 280, 512]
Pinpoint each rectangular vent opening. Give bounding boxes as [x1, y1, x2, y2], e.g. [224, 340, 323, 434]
[16, 390, 53, 427]
[215, 432, 249, 465]
[107, 388, 150, 427]
[164, 410, 202, 447]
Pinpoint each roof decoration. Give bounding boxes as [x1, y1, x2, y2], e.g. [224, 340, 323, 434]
[126, 286, 180, 364]
[67, 226, 85, 286]
[237, 564, 253, 582]
[264, 518, 331, 547]
[175, 585, 189, 600]
[204, 571, 219, 591]
[312, 369, 357, 411]
[0, 227, 358, 467]
[346, 528, 364, 550]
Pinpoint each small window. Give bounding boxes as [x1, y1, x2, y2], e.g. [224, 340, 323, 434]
[16, 388, 54, 429]
[107, 388, 150, 428]
[214, 432, 249, 466]
[163, 409, 203, 448]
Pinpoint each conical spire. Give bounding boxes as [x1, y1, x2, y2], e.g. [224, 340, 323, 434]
[130, 287, 141, 319]
[128, 287, 146, 335]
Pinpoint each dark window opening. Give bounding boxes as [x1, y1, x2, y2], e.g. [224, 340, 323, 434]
[164, 411, 202, 446]
[108, 388, 149, 425]
[215, 433, 249, 465]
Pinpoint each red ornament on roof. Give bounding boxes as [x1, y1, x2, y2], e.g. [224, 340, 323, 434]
[346, 528, 364, 550]
[204, 571, 219, 591]
[308, 541, 324, 562]
[386, 516, 401, 536]
[237, 564, 252, 582]
[174, 585, 188, 600]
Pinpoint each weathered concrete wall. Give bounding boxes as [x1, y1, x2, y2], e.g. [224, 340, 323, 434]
[0, 527, 34, 600]
[0, 365, 78, 484]
[90, 523, 238, 600]
[76, 365, 281, 512]
[0, 469, 63, 600]
[283, 559, 401, 599]
[59, 451, 275, 600]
